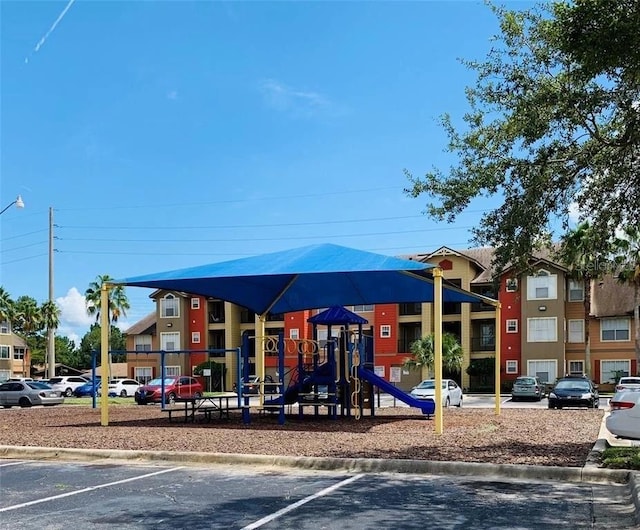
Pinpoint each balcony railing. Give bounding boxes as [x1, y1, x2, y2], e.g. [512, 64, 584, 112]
[471, 337, 496, 351]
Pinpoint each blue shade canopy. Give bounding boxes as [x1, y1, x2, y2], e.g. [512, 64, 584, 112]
[308, 306, 369, 325]
[115, 244, 491, 314]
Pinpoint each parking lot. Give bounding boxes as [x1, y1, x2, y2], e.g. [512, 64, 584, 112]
[0, 459, 636, 529]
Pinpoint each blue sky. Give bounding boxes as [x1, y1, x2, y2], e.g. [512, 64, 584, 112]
[1, 0, 533, 344]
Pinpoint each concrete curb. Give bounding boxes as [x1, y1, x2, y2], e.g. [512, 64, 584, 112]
[0, 444, 630, 485]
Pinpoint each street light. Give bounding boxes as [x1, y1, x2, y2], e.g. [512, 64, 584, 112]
[0, 195, 25, 215]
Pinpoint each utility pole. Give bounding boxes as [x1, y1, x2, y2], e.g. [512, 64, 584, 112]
[47, 207, 55, 378]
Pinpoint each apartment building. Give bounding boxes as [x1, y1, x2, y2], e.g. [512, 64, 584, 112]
[124, 247, 638, 392]
[0, 319, 30, 380]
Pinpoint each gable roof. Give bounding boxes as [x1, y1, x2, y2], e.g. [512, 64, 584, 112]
[591, 276, 638, 317]
[124, 312, 156, 335]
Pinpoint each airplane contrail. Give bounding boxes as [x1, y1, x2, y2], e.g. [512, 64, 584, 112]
[25, 0, 76, 64]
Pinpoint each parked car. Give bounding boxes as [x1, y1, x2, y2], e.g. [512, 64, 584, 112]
[48, 376, 90, 397]
[243, 375, 277, 395]
[615, 376, 640, 393]
[106, 378, 142, 397]
[409, 379, 463, 407]
[548, 376, 599, 409]
[135, 376, 203, 405]
[0, 381, 65, 408]
[511, 376, 546, 401]
[606, 391, 640, 440]
[73, 379, 101, 397]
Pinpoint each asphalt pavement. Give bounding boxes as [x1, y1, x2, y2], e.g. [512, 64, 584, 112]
[1, 393, 639, 529]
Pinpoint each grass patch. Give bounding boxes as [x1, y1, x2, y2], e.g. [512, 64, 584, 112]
[63, 397, 134, 406]
[601, 447, 640, 470]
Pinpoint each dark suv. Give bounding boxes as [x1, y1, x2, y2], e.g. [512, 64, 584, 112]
[548, 376, 599, 409]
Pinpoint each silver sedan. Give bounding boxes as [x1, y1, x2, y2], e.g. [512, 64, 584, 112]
[0, 381, 65, 408]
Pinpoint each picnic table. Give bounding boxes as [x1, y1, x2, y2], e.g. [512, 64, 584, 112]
[163, 393, 242, 423]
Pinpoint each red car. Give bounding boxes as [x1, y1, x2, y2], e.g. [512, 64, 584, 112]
[134, 376, 203, 405]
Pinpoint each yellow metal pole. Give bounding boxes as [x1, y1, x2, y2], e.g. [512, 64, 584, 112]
[256, 313, 266, 408]
[433, 267, 443, 435]
[100, 284, 110, 426]
[494, 302, 502, 416]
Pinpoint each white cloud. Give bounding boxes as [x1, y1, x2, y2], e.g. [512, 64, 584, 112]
[260, 79, 335, 117]
[568, 202, 582, 224]
[56, 287, 94, 341]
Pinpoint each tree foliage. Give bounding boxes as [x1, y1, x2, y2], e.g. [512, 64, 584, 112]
[403, 332, 464, 375]
[405, 0, 640, 273]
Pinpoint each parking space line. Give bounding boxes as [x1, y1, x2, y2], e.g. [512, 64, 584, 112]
[241, 474, 365, 530]
[0, 461, 26, 467]
[0, 466, 184, 513]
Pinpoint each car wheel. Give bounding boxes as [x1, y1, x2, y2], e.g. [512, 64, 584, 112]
[120, 390, 127, 397]
[456, 396, 462, 408]
[3, 405, 12, 409]
[64, 388, 73, 397]
[512, 396, 518, 402]
[548, 404, 554, 409]
[194, 392, 202, 400]
[444, 397, 450, 408]
[167, 393, 176, 405]
[18, 397, 32, 408]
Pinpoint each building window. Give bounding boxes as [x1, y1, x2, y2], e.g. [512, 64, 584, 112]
[601, 360, 630, 384]
[506, 360, 518, 374]
[135, 366, 152, 384]
[0, 321, 9, 334]
[601, 318, 630, 341]
[527, 360, 557, 384]
[568, 280, 584, 302]
[165, 365, 181, 377]
[527, 270, 557, 300]
[191, 297, 200, 310]
[352, 305, 374, 312]
[289, 328, 299, 340]
[0, 369, 10, 381]
[380, 325, 391, 338]
[568, 360, 584, 376]
[160, 294, 179, 318]
[527, 317, 557, 342]
[506, 278, 518, 292]
[567, 319, 584, 343]
[134, 335, 152, 352]
[506, 319, 518, 333]
[160, 332, 180, 351]
[0, 345, 9, 359]
[13, 347, 25, 360]
[191, 331, 201, 344]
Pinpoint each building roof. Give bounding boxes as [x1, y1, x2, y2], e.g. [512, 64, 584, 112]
[124, 312, 156, 335]
[591, 275, 638, 318]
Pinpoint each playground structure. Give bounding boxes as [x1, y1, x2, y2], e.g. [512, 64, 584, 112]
[239, 306, 436, 425]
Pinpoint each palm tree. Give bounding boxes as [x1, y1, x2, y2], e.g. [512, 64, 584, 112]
[85, 274, 130, 324]
[615, 226, 640, 371]
[13, 296, 42, 338]
[403, 332, 464, 376]
[556, 222, 613, 377]
[85, 274, 130, 378]
[0, 287, 14, 325]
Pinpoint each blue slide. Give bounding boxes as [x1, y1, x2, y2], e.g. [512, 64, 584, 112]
[358, 367, 435, 415]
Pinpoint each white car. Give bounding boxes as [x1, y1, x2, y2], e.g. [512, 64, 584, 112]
[606, 391, 640, 440]
[106, 378, 142, 397]
[410, 379, 463, 407]
[615, 376, 640, 393]
[48, 376, 90, 397]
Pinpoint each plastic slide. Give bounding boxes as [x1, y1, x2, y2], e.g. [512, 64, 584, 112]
[357, 367, 435, 415]
[264, 385, 299, 406]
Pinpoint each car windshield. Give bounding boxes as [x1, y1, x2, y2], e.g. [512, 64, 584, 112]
[147, 378, 176, 386]
[555, 380, 591, 391]
[28, 382, 52, 389]
[415, 381, 446, 389]
[620, 378, 640, 385]
[49, 378, 63, 384]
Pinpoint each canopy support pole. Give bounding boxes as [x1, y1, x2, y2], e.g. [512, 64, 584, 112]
[100, 284, 110, 426]
[433, 267, 443, 435]
[256, 313, 266, 408]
